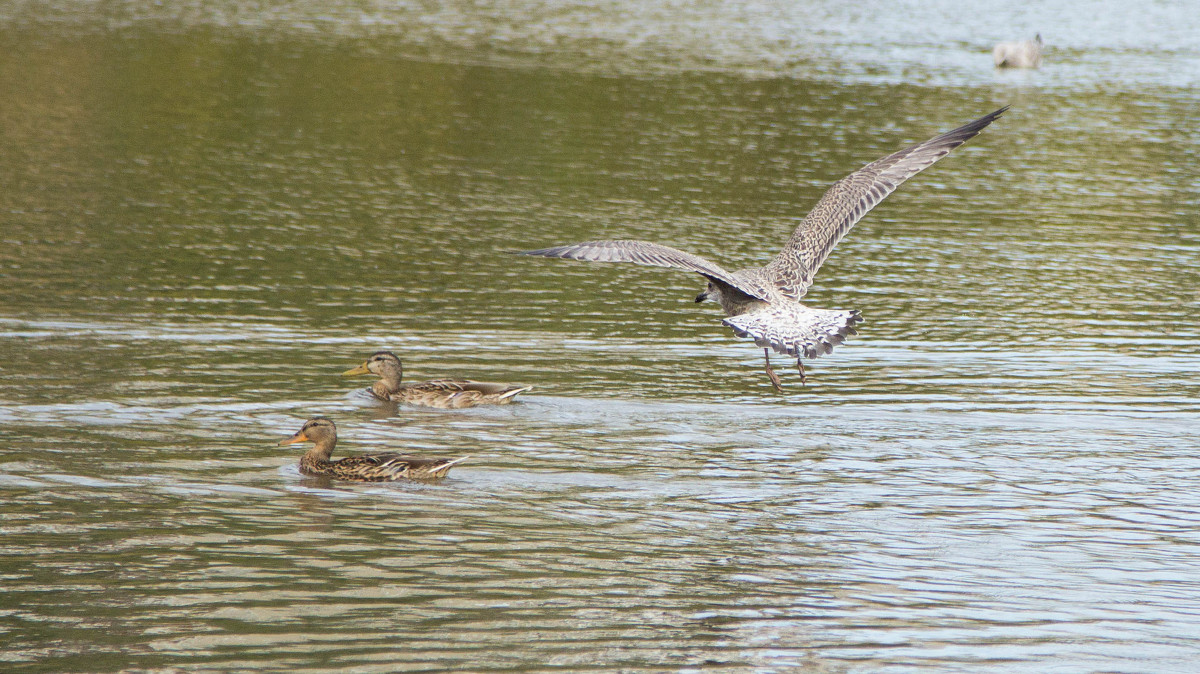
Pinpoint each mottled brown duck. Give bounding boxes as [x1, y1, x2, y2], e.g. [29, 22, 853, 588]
[342, 351, 531, 408]
[278, 417, 468, 481]
[521, 108, 1007, 390]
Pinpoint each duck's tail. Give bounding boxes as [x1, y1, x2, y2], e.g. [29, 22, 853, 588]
[498, 385, 533, 402]
[433, 456, 470, 476]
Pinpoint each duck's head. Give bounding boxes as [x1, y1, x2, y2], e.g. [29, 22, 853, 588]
[279, 417, 337, 447]
[342, 351, 403, 380]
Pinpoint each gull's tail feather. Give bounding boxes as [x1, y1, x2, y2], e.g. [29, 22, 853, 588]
[723, 306, 863, 360]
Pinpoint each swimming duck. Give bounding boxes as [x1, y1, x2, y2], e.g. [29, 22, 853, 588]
[342, 351, 531, 408]
[278, 417, 468, 481]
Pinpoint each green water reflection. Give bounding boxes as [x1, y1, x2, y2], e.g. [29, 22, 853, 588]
[1, 7, 1198, 672]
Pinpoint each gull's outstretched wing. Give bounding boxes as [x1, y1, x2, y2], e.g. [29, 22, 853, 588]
[521, 239, 771, 302]
[764, 107, 1008, 300]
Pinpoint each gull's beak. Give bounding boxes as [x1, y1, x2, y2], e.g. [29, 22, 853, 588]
[279, 431, 308, 446]
[695, 289, 711, 303]
[342, 362, 371, 376]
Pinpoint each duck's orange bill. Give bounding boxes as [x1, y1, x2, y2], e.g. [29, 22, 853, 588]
[341, 363, 370, 376]
[279, 431, 309, 446]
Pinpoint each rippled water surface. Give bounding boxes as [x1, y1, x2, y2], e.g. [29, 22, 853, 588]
[2, 1, 1198, 670]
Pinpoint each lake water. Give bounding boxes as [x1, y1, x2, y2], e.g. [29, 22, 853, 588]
[1, 1, 1198, 670]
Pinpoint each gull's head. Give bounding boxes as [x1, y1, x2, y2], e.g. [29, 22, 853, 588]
[695, 281, 716, 303]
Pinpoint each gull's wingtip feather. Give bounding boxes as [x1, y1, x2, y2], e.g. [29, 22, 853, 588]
[982, 105, 1010, 125]
[518, 246, 571, 258]
[964, 105, 1010, 133]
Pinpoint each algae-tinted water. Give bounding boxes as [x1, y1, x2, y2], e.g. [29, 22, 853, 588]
[1, 2, 1198, 670]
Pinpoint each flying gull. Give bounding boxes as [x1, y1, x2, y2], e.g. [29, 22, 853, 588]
[521, 107, 1008, 390]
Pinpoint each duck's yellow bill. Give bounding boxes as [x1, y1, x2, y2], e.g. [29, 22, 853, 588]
[342, 363, 370, 376]
[279, 432, 308, 446]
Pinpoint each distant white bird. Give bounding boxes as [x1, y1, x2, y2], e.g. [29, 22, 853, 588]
[993, 34, 1043, 68]
[521, 108, 1008, 390]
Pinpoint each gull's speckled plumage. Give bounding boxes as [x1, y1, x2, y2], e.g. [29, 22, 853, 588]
[522, 108, 1007, 388]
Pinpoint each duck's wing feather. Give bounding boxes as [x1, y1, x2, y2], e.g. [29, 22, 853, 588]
[521, 240, 771, 302]
[406, 379, 530, 397]
[343, 453, 467, 477]
[336, 454, 413, 470]
[763, 107, 1007, 300]
[403, 455, 469, 473]
[346, 453, 452, 467]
